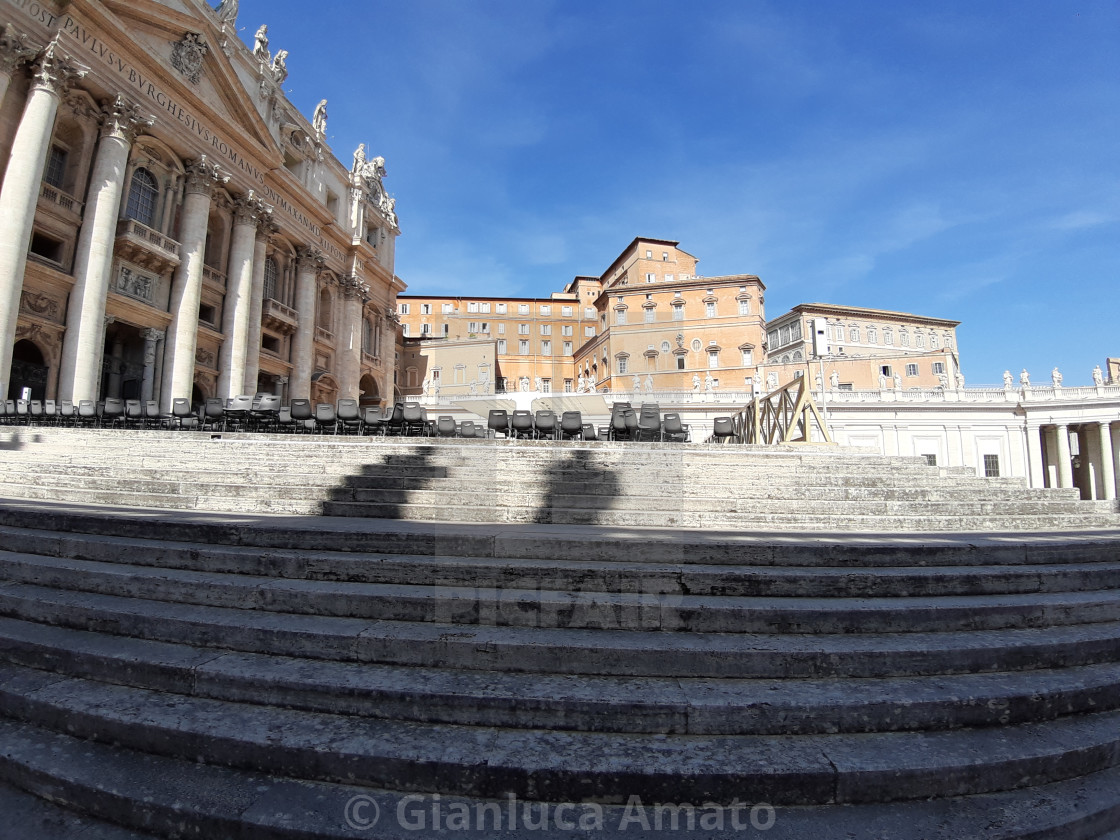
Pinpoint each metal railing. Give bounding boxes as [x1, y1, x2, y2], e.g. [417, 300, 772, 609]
[726, 377, 832, 445]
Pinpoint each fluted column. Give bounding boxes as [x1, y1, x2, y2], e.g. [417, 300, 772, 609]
[58, 96, 154, 402]
[216, 193, 266, 399]
[1055, 424, 1073, 489]
[160, 156, 228, 410]
[1099, 421, 1116, 501]
[0, 24, 37, 108]
[1026, 424, 1045, 489]
[140, 328, 163, 404]
[289, 246, 323, 401]
[0, 36, 86, 397]
[241, 216, 274, 394]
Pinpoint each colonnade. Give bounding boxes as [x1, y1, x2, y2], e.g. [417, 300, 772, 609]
[1029, 421, 1119, 501]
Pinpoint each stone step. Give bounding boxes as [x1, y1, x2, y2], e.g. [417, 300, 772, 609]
[5, 716, 1120, 839]
[0, 779, 158, 840]
[4, 616, 1120, 737]
[5, 523, 1119, 596]
[4, 659, 1120, 806]
[4, 580, 1120, 678]
[6, 551, 1120, 635]
[2, 501, 1115, 568]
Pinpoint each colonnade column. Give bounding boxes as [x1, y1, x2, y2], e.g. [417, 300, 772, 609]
[1026, 424, 1045, 489]
[160, 156, 228, 411]
[140, 328, 163, 404]
[0, 36, 85, 396]
[58, 95, 154, 402]
[337, 276, 366, 401]
[216, 193, 267, 399]
[1055, 424, 1074, 489]
[289, 247, 323, 401]
[241, 216, 274, 395]
[0, 24, 37, 108]
[1099, 421, 1117, 502]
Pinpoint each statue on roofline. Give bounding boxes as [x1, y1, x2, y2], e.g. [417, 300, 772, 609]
[1093, 365, 1104, 386]
[1020, 368, 1030, 387]
[1003, 370, 1013, 389]
[252, 24, 269, 62]
[312, 98, 327, 136]
[270, 49, 287, 84]
[215, 0, 238, 24]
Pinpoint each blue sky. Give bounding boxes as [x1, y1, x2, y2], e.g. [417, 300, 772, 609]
[234, 0, 1119, 385]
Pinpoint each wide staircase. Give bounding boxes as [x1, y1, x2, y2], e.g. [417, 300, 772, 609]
[0, 427, 1119, 837]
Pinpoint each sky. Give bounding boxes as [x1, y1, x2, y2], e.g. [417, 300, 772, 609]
[233, 0, 1119, 385]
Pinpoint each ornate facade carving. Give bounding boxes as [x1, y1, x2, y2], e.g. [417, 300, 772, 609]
[339, 275, 370, 301]
[0, 23, 37, 75]
[184, 155, 229, 196]
[100, 95, 155, 142]
[195, 347, 216, 367]
[30, 34, 88, 96]
[170, 33, 208, 86]
[19, 290, 61, 321]
[232, 191, 270, 227]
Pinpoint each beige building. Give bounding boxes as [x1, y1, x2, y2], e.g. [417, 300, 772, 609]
[1, 0, 402, 410]
[763, 303, 961, 392]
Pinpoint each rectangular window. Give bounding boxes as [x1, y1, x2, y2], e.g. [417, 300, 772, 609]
[584, 326, 596, 337]
[924, 454, 938, 467]
[481, 302, 491, 313]
[467, 302, 478, 313]
[518, 323, 530, 335]
[645, 273, 655, 283]
[671, 306, 684, 321]
[540, 324, 551, 335]
[540, 305, 551, 316]
[562, 305, 573, 316]
[880, 365, 893, 377]
[420, 323, 431, 335]
[662, 252, 669, 261]
[441, 303, 452, 314]
[541, 340, 551, 356]
[664, 274, 674, 283]
[738, 299, 750, 316]
[563, 341, 573, 355]
[645, 250, 652, 258]
[496, 303, 507, 314]
[564, 379, 573, 393]
[901, 333, 910, 347]
[45, 145, 67, 189]
[644, 308, 655, 323]
[402, 324, 410, 336]
[741, 349, 753, 366]
[519, 339, 529, 354]
[584, 307, 596, 318]
[518, 304, 529, 314]
[705, 302, 716, 317]
[497, 339, 507, 353]
[421, 303, 431, 314]
[618, 357, 628, 374]
[983, 454, 1000, 477]
[398, 303, 410, 315]
[708, 350, 719, 368]
[906, 363, 918, 376]
[469, 322, 480, 332]
[443, 324, 449, 336]
[497, 323, 506, 335]
[561, 325, 573, 337]
[541, 379, 551, 392]
[616, 310, 627, 325]
[932, 362, 945, 374]
[677, 356, 685, 370]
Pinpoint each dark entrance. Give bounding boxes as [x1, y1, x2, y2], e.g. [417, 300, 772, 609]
[8, 339, 48, 400]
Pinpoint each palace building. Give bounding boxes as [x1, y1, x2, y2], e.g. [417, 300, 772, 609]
[0, 0, 402, 410]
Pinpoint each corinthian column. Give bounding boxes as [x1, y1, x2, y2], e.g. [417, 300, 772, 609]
[58, 95, 154, 402]
[336, 275, 367, 400]
[0, 35, 86, 397]
[289, 246, 324, 401]
[0, 24, 37, 107]
[216, 192, 267, 399]
[160, 156, 228, 411]
[242, 215, 275, 394]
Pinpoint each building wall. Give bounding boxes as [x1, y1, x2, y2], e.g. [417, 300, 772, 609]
[1, 0, 401, 410]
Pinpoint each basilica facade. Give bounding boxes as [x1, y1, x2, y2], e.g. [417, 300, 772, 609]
[0, 0, 402, 410]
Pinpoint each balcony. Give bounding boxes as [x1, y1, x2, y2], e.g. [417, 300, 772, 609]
[114, 218, 181, 275]
[362, 351, 381, 369]
[38, 182, 83, 224]
[262, 298, 298, 335]
[315, 326, 334, 344]
[202, 264, 226, 290]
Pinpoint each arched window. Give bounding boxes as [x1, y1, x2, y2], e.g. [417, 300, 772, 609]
[263, 256, 279, 301]
[125, 168, 159, 227]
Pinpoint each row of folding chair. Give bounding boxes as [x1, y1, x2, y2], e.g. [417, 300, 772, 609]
[486, 409, 598, 441]
[606, 402, 691, 442]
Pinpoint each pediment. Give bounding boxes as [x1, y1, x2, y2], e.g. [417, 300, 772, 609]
[90, 1, 282, 165]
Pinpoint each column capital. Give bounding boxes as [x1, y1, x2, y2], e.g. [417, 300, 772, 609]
[141, 328, 165, 342]
[0, 24, 38, 76]
[100, 95, 155, 143]
[276, 375, 289, 385]
[184, 155, 230, 196]
[30, 34, 87, 97]
[233, 190, 271, 227]
[339, 274, 369, 301]
[295, 246, 325, 272]
[256, 214, 279, 241]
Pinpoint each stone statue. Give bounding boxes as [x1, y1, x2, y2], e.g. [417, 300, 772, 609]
[1051, 367, 1062, 388]
[312, 98, 327, 136]
[692, 374, 701, 392]
[1093, 365, 1104, 386]
[252, 24, 269, 62]
[892, 373, 902, 390]
[644, 374, 654, 393]
[214, 0, 238, 24]
[704, 373, 715, 392]
[432, 380, 441, 397]
[1020, 368, 1030, 387]
[352, 143, 366, 175]
[1003, 370, 1014, 389]
[534, 376, 543, 392]
[955, 372, 965, 389]
[768, 372, 779, 390]
[814, 372, 823, 390]
[937, 372, 948, 389]
[631, 374, 641, 392]
[383, 196, 397, 227]
[828, 371, 839, 389]
[421, 378, 429, 397]
[269, 49, 287, 84]
[878, 373, 888, 390]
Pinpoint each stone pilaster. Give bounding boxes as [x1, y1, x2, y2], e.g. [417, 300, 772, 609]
[289, 246, 324, 401]
[216, 193, 268, 399]
[140, 328, 164, 404]
[57, 96, 154, 402]
[242, 216, 275, 394]
[336, 275, 368, 400]
[160, 156, 229, 410]
[0, 35, 86, 397]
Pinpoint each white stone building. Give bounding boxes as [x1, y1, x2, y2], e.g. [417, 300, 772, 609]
[0, 0, 402, 410]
